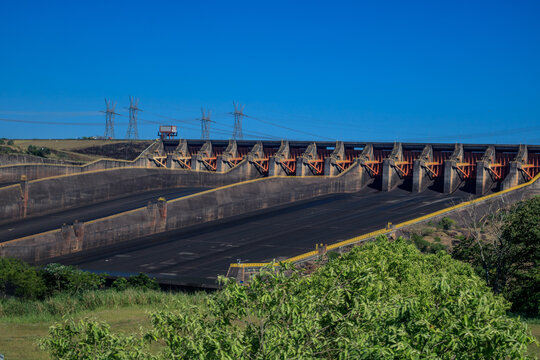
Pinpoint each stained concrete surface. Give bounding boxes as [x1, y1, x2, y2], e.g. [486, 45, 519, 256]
[56, 188, 473, 287]
[0, 187, 208, 242]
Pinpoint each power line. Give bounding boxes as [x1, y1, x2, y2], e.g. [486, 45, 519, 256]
[232, 101, 245, 140]
[126, 96, 141, 139]
[200, 108, 211, 139]
[245, 114, 334, 140]
[102, 98, 118, 139]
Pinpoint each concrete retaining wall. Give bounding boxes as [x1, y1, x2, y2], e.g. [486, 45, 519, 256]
[0, 141, 162, 185]
[0, 162, 264, 224]
[0, 154, 82, 166]
[0, 162, 366, 263]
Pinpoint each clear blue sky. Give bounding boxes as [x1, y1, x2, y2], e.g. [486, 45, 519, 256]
[0, 0, 539, 143]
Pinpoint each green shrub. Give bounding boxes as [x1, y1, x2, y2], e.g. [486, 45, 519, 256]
[434, 236, 442, 242]
[126, 273, 159, 291]
[42, 237, 536, 359]
[7, 139, 14, 145]
[111, 277, 128, 291]
[26, 144, 51, 157]
[41, 263, 106, 295]
[39, 319, 148, 359]
[410, 233, 430, 252]
[431, 242, 447, 252]
[421, 227, 434, 236]
[439, 217, 455, 230]
[0, 258, 46, 299]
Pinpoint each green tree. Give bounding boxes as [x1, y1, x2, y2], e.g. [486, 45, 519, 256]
[43, 237, 537, 359]
[453, 196, 540, 315]
[41, 263, 105, 295]
[0, 258, 46, 299]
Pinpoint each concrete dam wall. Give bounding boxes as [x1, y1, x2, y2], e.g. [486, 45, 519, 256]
[0, 161, 369, 263]
[0, 160, 263, 224]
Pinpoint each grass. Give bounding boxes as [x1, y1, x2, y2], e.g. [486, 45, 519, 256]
[8, 139, 153, 163]
[0, 288, 207, 323]
[0, 306, 158, 359]
[527, 322, 540, 357]
[0, 288, 208, 359]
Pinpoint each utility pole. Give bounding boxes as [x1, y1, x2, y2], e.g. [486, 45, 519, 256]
[232, 101, 245, 140]
[103, 98, 117, 139]
[126, 96, 141, 139]
[200, 108, 211, 139]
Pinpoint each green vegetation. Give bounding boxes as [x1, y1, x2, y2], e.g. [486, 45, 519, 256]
[26, 144, 52, 157]
[438, 216, 456, 230]
[39, 238, 535, 359]
[409, 233, 447, 253]
[452, 196, 539, 316]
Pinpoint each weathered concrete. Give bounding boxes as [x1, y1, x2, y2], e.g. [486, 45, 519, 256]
[0, 164, 262, 224]
[296, 142, 319, 176]
[191, 141, 213, 171]
[216, 140, 239, 173]
[501, 144, 528, 190]
[269, 141, 292, 176]
[412, 145, 433, 192]
[475, 146, 496, 196]
[0, 160, 368, 263]
[0, 153, 83, 166]
[324, 141, 346, 176]
[0, 141, 162, 184]
[381, 142, 403, 191]
[443, 144, 464, 194]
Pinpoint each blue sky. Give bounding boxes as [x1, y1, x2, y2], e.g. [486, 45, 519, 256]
[0, 0, 539, 143]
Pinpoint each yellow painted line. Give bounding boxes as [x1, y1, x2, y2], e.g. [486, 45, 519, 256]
[0, 228, 61, 247]
[2, 175, 290, 245]
[230, 171, 540, 268]
[0, 183, 22, 191]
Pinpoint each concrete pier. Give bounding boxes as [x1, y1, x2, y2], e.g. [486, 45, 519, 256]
[412, 145, 434, 193]
[443, 144, 464, 194]
[269, 141, 292, 176]
[324, 141, 346, 176]
[381, 142, 403, 191]
[501, 144, 528, 190]
[475, 146, 496, 195]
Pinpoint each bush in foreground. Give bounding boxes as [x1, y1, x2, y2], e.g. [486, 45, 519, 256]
[41, 237, 536, 359]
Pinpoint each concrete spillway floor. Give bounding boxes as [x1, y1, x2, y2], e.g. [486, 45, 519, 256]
[0, 187, 209, 242]
[55, 188, 474, 288]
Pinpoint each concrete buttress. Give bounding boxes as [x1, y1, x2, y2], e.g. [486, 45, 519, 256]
[412, 145, 433, 192]
[191, 141, 213, 171]
[296, 142, 320, 176]
[476, 146, 496, 195]
[501, 144, 528, 190]
[269, 141, 292, 176]
[216, 140, 238, 172]
[324, 141, 346, 176]
[382, 142, 403, 191]
[444, 144, 464, 194]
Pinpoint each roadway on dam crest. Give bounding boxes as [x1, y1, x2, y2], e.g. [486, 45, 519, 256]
[0, 187, 209, 242]
[55, 188, 474, 288]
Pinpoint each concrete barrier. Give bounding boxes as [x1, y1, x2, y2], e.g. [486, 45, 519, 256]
[0, 161, 265, 224]
[0, 141, 162, 185]
[0, 161, 366, 263]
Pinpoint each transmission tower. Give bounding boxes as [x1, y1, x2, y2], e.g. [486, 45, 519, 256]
[126, 96, 141, 139]
[103, 98, 118, 139]
[232, 101, 245, 140]
[201, 108, 211, 139]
